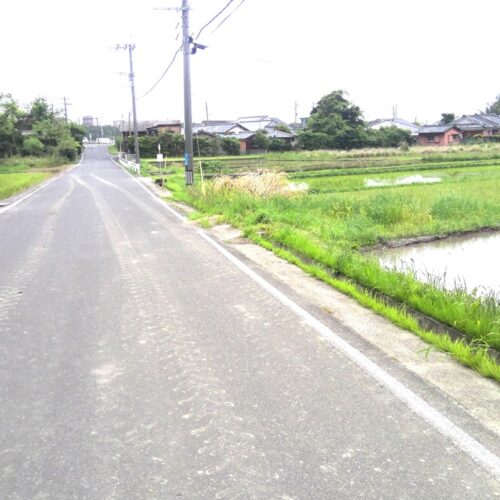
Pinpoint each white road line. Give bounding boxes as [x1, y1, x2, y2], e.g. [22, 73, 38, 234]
[112, 151, 500, 480]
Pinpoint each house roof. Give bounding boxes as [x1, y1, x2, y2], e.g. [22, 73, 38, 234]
[452, 114, 500, 130]
[418, 125, 458, 134]
[236, 116, 287, 132]
[193, 123, 248, 135]
[121, 120, 181, 132]
[233, 128, 296, 140]
[264, 127, 295, 139]
[367, 118, 420, 134]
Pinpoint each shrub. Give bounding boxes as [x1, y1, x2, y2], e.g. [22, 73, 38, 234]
[22, 136, 44, 156]
[221, 137, 240, 155]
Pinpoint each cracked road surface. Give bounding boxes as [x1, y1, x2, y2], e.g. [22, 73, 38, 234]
[1, 145, 499, 498]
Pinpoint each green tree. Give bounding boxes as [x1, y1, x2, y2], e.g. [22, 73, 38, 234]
[368, 126, 412, 148]
[268, 138, 292, 152]
[22, 136, 44, 156]
[274, 124, 292, 133]
[441, 113, 456, 124]
[297, 90, 368, 150]
[55, 133, 80, 161]
[220, 137, 240, 155]
[0, 94, 23, 156]
[194, 135, 220, 156]
[254, 130, 270, 150]
[69, 123, 86, 151]
[486, 94, 500, 115]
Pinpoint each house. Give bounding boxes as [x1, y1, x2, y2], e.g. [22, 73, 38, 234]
[236, 115, 288, 132]
[193, 122, 249, 136]
[452, 114, 500, 139]
[235, 129, 296, 154]
[367, 118, 420, 137]
[417, 125, 462, 146]
[121, 120, 182, 138]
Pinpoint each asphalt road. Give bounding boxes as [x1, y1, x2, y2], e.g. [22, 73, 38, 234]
[0, 145, 499, 499]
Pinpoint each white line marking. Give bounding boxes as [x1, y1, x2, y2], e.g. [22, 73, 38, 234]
[110, 155, 185, 221]
[111, 150, 500, 480]
[198, 230, 500, 481]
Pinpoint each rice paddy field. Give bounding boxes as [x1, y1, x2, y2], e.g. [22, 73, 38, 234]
[151, 144, 500, 379]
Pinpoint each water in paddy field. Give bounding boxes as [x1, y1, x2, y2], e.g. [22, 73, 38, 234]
[378, 231, 500, 298]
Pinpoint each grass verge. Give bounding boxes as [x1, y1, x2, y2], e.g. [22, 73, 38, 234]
[0, 172, 51, 200]
[156, 155, 500, 381]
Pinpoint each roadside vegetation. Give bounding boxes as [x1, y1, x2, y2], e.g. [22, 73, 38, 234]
[0, 94, 84, 200]
[146, 143, 500, 380]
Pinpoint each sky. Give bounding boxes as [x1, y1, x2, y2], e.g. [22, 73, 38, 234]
[2, 0, 499, 126]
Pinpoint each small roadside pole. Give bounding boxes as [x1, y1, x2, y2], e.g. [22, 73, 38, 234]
[157, 144, 166, 186]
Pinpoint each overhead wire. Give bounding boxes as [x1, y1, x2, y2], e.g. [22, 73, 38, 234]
[194, 0, 236, 40]
[139, 0, 247, 99]
[208, 0, 246, 35]
[138, 44, 182, 100]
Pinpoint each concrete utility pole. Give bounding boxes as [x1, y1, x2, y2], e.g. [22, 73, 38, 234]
[182, 0, 194, 185]
[116, 44, 140, 168]
[63, 97, 72, 123]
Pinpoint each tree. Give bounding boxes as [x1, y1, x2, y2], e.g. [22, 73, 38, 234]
[220, 137, 240, 155]
[254, 130, 270, 150]
[486, 94, 500, 115]
[22, 136, 44, 156]
[55, 133, 80, 161]
[69, 123, 86, 150]
[367, 126, 412, 148]
[274, 124, 292, 134]
[0, 94, 23, 156]
[441, 113, 456, 124]
[297, 90, 368, 150]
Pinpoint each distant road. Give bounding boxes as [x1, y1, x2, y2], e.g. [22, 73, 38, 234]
[0, 145, 498, 498]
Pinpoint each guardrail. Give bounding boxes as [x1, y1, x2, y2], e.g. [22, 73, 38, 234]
[118, 152, 140, 173]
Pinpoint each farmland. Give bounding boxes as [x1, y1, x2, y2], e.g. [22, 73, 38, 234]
[149, 144, 500, 379]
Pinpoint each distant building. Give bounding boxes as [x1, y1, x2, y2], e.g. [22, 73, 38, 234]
[193, 122, 249, 136]
[236, 115, 287, 132]
[452, 114, 500, 139]
[417, 125, 462, 146]
[121, 120, 182, 138]
[367, 118, 420, 137]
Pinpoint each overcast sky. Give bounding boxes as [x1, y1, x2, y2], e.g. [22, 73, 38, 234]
[2, 0, 499, 126]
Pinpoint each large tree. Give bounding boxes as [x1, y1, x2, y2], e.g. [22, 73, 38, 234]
[486, 94, 500, 115]
[298, 90, 368, 150]
[0, 94, 23, 156]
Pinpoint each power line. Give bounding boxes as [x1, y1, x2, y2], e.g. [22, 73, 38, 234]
[194, 0, 236, 40]
[208, 0, 246, 35]
[139, 44, 182, 99]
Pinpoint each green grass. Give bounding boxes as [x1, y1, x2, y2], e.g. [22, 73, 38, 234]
[159, 146, 500, 380]
[0, 172, 50, 199]
[0, 156, 67, 199]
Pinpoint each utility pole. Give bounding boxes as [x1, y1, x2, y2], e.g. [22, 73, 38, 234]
[63, 97, 72, 123]
[294, 101, 298, 124]
[116, 43, 140, 169]
[205, 102, 209, 123]
[182, 0, 194, 185]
